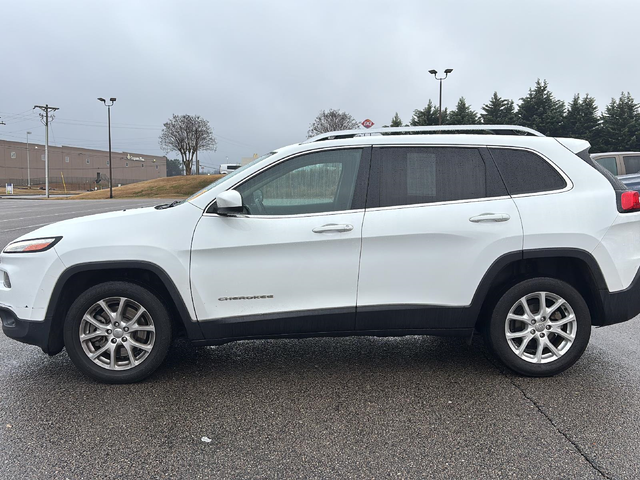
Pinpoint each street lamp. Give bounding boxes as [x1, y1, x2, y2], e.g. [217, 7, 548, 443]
[26, 131, 32, 187]
[97, 97, 116, 198]
[429, 68, 453, 125]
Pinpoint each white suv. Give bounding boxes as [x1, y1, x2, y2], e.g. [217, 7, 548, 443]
[2, 125, 640, 383]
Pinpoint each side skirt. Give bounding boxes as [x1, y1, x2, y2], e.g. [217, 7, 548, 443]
[191, 328, 474, 347]
[196, 305, 476, 345]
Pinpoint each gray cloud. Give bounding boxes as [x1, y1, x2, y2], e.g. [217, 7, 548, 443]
[1, 0, 639, 169]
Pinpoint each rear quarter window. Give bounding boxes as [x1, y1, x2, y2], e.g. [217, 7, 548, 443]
[489, 148, 567, 195]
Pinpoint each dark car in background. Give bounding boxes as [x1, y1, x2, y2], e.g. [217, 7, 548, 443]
[592, 152, 640, 192]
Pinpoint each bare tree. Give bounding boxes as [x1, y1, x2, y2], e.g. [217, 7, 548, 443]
[159, 114, 217, 175]
[307, 109, 360, 138]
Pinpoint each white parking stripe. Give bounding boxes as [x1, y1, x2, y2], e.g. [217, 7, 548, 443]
[0, 206, 145, 223]
[3, 222, 52, 233]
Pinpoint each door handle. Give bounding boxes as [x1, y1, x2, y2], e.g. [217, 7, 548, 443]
[312, 224, 354, 233]
[469, 213, 511, 223]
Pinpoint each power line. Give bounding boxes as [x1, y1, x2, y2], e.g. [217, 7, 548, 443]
[1, 109, 261, 150]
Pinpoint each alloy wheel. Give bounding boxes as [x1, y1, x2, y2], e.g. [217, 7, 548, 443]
[79, 297, 156, 370]
[504, 291, 577, 364]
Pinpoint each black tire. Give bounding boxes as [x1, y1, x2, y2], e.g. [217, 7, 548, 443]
[63, 281, 172, 383]
[484, 277, 591, 377]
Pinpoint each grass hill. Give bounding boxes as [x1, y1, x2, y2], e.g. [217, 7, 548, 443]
[71, 175, 223, 199]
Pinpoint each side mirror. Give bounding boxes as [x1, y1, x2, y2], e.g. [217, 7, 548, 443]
[213, 190, 243, 216]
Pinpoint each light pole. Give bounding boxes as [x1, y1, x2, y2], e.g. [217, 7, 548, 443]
[428, 68, 453, 125]
[97, 98, 116, 198]
[26, 131, 32, 187]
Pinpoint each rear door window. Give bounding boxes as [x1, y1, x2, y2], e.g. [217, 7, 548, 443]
[375, 147, 497, 207]
[489, 148, 567, 195]
[623, 155, 640, 175]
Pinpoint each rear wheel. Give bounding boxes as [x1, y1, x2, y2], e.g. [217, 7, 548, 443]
[63, 281, 172, 383]
[485, 278, 591, 376]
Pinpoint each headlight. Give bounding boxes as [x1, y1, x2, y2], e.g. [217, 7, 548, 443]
[3, 237, 62, 254]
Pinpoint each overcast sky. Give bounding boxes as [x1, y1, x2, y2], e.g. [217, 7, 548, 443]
[1, 0, 639, 170]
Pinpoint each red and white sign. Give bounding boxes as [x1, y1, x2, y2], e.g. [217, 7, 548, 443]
[361, 119, 375, 129]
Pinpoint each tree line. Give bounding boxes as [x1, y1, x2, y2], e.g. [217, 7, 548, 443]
[388, 79, 640, 153]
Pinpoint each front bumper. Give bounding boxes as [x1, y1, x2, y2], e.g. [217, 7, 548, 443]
[599, 267, 640, 326]
[1, 307, 55, 354]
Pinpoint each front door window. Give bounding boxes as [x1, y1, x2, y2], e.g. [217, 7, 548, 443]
[235, 148, 363, 216]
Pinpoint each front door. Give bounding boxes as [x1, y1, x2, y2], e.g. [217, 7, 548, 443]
[190, 147, 370, 340]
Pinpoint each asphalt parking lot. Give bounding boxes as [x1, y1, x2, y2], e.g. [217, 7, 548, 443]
[1, 199, 639, 479]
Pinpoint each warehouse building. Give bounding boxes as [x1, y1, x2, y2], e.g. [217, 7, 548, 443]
[0, 139, 167, 191]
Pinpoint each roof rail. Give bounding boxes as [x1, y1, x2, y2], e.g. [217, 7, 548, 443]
[303, 125, 545, 143]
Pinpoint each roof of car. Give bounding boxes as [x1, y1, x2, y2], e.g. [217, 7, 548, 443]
[592, 152, 640, 157]
[302, 125, 544, 144]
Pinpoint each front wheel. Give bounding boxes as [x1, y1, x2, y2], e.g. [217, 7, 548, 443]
[63, 281, 172, 383]
[485, 278, 591, 377]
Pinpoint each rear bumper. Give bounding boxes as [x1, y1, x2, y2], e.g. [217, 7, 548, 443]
[600, 267, 640, 326]
[0, 307, 54, 354]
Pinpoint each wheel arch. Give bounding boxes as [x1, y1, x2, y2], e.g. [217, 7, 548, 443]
[45, 261, 203, 355]
[473, 249, 607, 331]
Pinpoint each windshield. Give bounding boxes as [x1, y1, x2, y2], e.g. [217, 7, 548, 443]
[187, 152, 276, 202]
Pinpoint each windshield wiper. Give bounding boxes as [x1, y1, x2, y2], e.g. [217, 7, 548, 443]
[155, 200, 183, 210]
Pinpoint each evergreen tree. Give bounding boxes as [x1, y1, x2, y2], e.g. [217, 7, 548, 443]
[383, 112, 406, 134]
[517, 79, 565, 136]
[598, 92, 640, 152]
[447, 97, 480, 125]
[390, 112, 403, 127]
[166, 158, 184, 176]
[481, 92, 517, 124]
[563, 94, 601, 145]
[410, 100, 446, 126]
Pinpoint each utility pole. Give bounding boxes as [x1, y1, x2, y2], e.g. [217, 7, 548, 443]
[26, 131, 32, 187]
[195, 126, 199, 175]
[33, 104, 59, 198]
[97, 98, 116, 198]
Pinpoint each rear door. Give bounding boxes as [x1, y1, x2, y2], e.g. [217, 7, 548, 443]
[356, 145, 523, 332]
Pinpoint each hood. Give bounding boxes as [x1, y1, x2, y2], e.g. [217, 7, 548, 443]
[11, 202, 202, 255]
[17, 205, 159, 241]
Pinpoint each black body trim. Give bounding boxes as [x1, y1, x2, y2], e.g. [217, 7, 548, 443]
[599, 266, 640, 326]
[1, 308, 51, 350]
[198, 307, 355, 339]
[522, 248, 609, 290]
[43, 261, 203, 351]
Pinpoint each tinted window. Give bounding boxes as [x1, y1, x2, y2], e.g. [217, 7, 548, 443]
[235, 149, 362, 215]
[594, 157, 618, 175]
[379, 147, 486, 207]
[489, 148, 567, 195]
[623, 156, 640, 175]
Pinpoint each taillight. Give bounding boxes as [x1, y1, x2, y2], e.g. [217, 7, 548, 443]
[620, 191, 640, 211]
